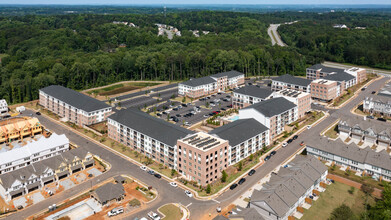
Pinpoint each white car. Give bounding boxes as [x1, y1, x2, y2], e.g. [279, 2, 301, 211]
[307, 125, 312, 129]
[148, 211, 160, 220]
[185, 190, 193, 197]
[169, 182, 178, 187]
[282, 142, 288, 148]
[184, 122, 191, 126]
[107, 210, 117, 217]
[140, 166, 147, 171]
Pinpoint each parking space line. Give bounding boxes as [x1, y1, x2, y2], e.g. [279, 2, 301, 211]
[212, 199, 220, 204]
[186, 203, 192, 207]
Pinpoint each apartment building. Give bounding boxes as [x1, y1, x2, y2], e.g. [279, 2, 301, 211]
[248, 155, 328, 220]
[273, 89, 311, 118]
[363, 94, 391, 118]
[108, 108, 194, 170]
[178, 70, 245, 98]
[0, 147, 94, 201]
[306, 64, 365, 87]
[271, 74, 312, 93]
[177, 132, 229, 186]
[310, 79, 340, 102]
[307, 138, 391, 181]
[232, 86, 273, 109]
[0, 133, 69, 175]
[338, 117, 391, 147]
[39, 85, 112, 126]
[0, 117, 43, 144]
[239, 97, 298, 139]
[209, 118, 270, 165]
[0, 99, 8, 114]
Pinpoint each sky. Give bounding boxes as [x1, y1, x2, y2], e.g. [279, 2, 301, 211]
[1, 0, 391, 5]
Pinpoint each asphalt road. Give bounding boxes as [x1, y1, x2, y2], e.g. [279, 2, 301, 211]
[9, 77, 388, 220]
[111, 83, 178, 102]
[268, 24, 286, 47]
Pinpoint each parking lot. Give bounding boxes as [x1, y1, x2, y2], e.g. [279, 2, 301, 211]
[118, 88, 178, 109]
[153, 91, 234, 126]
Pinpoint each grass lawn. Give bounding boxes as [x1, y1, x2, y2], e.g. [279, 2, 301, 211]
[301, 182, 375, 220]
[159, 204, 183, 220]
[324, 124, 339, 139]
[88, 82, 161, 96]
[171, 96, 192, 104]
[354, 104, 367, 116]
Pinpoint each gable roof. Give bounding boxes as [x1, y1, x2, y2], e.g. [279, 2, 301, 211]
[243, 97, 296, 117]
[108, 108, 194, 146]
[180, 76, 216, 87]
[92, 182, 125, 203]
[273, 74, 312, 87]
[229, 207, 266, 220]
[209, 119, 268, 147]
[211, 70, 244, 79]
[40, 85, 110, 112]
[234, 86, 273, 99]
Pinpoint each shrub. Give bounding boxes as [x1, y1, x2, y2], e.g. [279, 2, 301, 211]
[348, 186, 355, 194]
[206, 184, 211, 194]
[129, 199, 141, 207]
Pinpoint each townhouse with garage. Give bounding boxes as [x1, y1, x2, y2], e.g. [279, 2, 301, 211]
[232, 85, 274, 109]
[238, 97, 298, 139]
[39, 85, 112, 126]
[0, 133, 70, 175]
[0, 116, 43, 144]
[272, 89, 311, 118]
[248, 155, 328, 220]
[310, 79, 340, 102]
[0, 147, 94, 201]
[108, 108, 195, 170]
[306, 64, 366, 85]
[307, 138, 391, 181]
[363, 94, 391, 118]
[178, 70, 245, 98]
[271, 74, 312, 93]
[338, 117, 391, 148]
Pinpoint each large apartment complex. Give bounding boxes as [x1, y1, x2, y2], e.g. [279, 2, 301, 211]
[310, 79, 340, 102]
[232, 86, 273, 109]
[239, 97, 298, 139]
[273, 89, 311, 118]
[39, 85, 112, 126]
[178, 70, 245, 98]
[271, 74, 312, 93]
[306, 64, 366, 87]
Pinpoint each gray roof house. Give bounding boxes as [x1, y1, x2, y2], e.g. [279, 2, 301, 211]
[91, 182, 125, 205]
[273, 74, 312, 87]
[233, 86, 274, 100]
[243, 97, 297, 117]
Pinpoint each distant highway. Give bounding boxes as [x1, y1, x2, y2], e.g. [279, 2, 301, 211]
[268, 24, 286, 47]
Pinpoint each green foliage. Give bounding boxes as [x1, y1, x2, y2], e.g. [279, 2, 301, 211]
[238, 161, 243, 171]
[221, 170, 228, 183]
[171, 169, 177, 177]
[249, 154, 254, 161]
[329, 204, 355, 220]
[128, 198, 141, 207]
[206, 184, 211, 194]
[367, 182, 391, 219]
[348, 186, 355, 195]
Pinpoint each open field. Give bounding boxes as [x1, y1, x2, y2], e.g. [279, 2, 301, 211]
[159, 204, 183, 220]
[301, 181, 375, 220]
[88, 82, 162, 96]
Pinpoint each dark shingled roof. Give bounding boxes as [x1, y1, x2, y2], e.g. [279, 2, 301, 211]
[307, 64, 345, 74]
[209, 119, 268, 147]
[92, 182, 125, 204]
[40, 85, 110, 112]
[243, 97, 296, 117]
[234, 86, 273, 99]
[323, 72, 355, 82]
[108, 108, 194, 146]
[211, 70, 244, 79]
[273, 74, 312, 87]
[180, 76, 216, 87]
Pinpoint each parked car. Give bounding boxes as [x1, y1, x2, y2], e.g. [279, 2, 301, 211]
[270, 151, 277, 156]
[287, 139, 293, 144]
[36, 112, 41, 115]
[293, 135, 298, 140]
[264, 155, 271, 161]
[248, 169, 256, 176]
[169, 182, 178, 187]
[157, 113, 162, 117]
[185, 190, 193, 197]
[184, 122, 191, 126]
[238, 178, 246, 185]
[377, 118, 387, 122]
[230, 183, 238, 190]
[108, 207, 123, 217]
[204, 114, 209, 118]
[216, 206, 222, 213]
[221, 108, 226, 111]
[154, 173, 162, 179]
[307, 125, 312, 129]
[300, 141, 305, 146]
[371, 91, 376, 94]
[282, 142, 288, 148]
[148, 170, 155, 175]
[173, 108, 178, 111]
[140, 166, 147, 171]
[148, 211, 161, 220]
[366, 115, 375, 119]
[176, 114, 181, 117]
[182, 104, 187, 107]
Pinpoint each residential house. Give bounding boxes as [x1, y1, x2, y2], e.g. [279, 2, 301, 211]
[363, 94, 391, 118]
[91, 182, 125, 205]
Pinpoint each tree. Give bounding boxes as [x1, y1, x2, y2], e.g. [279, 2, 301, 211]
[221, 170, 228, 182]
[238, 161, 243, 171]
[249, 154, 254, 161]
[206, 102, 210, 108]
[206, 184, 211, 194]
[117, 102, 122, 108]
[361, 183, 374, 195]
[182, 97, 186, 103]
[367, 182, 391, 219]
[167, 113, 170, 121]
[171, 169, 177, 177]
[329, 204, 354, 220]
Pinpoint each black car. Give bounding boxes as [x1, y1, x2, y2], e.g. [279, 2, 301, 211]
[173, 108, 178, 111]
[157, 113, 162, 117]
[154, 173, 162, 179]
[174, 118, 179, 123]
[264, 155, 271, 161]
[182, 104, 187, 107]
[162, 111, 167, 115]
[366, 115, 374, 119]
[230, 183, 238, 190]
[226, 95, 231, 98]
[371, 91, 376, 94]
[36, 112, 41, 115]
[293, 135, 298, 140]
[176, 114, 181, 117]
[238, 178, 246, 185]
[248, 169, 256, 176]
[221, 108, 226, 111]
[377, 118, 387, 122]
[270, 151, 277, 156]
[287, 139, 293, 144]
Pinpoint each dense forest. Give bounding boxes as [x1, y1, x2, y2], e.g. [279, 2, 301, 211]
[0, 9, 390, 104]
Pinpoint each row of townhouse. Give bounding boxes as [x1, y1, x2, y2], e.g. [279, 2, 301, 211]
[178, 70, 245, 98]
[239, 97, 298, 139]
[307, 138, 391, 181]
[248, 155, 328, 220]
[0, 133, 70, 175]
[0, 116, 43, 144]
[0, 147, 94, 201]
[39, 85, 112, 126]
[338, 117, 391, 147]
[363, 94, 391, 118]
[107, 108, 271, 186]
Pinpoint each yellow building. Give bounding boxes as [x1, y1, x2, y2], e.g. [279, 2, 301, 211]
[0, 117, 43, 143]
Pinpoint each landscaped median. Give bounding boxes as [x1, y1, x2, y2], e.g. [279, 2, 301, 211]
[157, 203, 187, 220]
